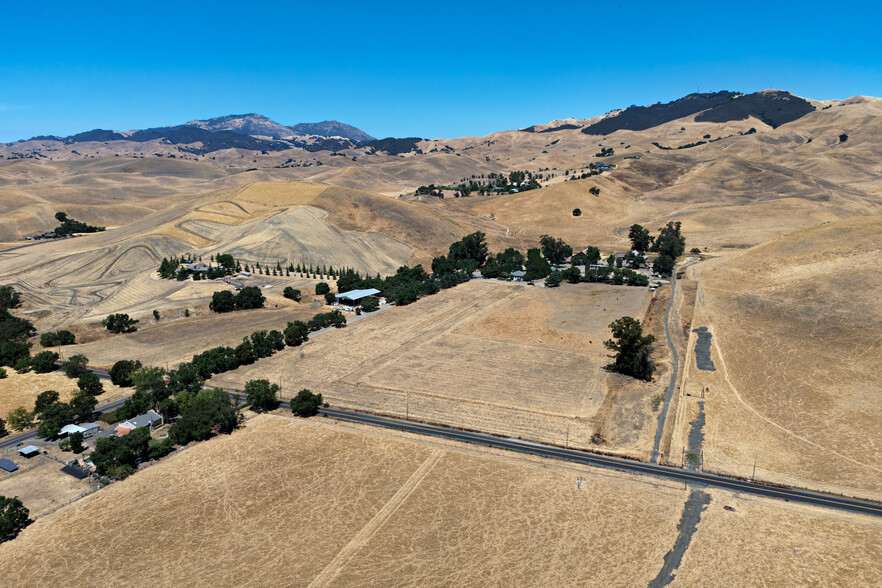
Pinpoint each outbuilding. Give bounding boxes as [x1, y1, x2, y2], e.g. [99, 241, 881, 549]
[80, 423, 100, 438]
[60, 464, 89, 480]
[510, 270, 527, 281]
[334, 288, 382, 310]
[0, 458, 18, 472]
[18, 445, 40, 458]
[59, 424, 86, 437]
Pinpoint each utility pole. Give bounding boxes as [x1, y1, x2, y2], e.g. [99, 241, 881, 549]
[566, 424, 570, 449]
[751, 454, 757, 481]
[406, 393, 409, 420]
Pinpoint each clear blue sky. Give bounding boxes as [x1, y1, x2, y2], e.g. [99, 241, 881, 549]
[2, 0, 880, 142]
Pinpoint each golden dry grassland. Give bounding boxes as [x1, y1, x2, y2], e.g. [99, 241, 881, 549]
[211, 279, 659, 457]
[0, 369, 128, 423]
[675, 216, 882, 499]
[1, 415, 879, 587]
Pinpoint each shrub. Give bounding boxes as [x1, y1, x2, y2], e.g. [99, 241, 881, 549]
[6, 407, 33, 430]
[0, 367, 6, 379]
[360, 297, 379, 312]
[572, 208, 581, 217]
[315, 282, 330, 295]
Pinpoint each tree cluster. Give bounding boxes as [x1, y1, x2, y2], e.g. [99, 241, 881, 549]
[209, 286, 266, 313]
[0, 287, 34, 369]
[103, 313, 138, 333]
[0, 495, 29, 543]
[39, 330, 76, 347]
[51, 212, 105, 237]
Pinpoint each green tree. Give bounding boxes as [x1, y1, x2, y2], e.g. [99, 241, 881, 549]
[70, 392, 98, 420]
[39, 330, 75, 347]
[361, 297, 379, 312]
[234, 286, 265, 310]
[102, 313, 138, 333]
[215, 253, 235, 270]
[109, 359, 142, 387]
[6, 407, 33, 430]
[539, 235, 573, 266]
[30, 351, 59, 374]
[524, 248, 551, 281]
[153, 309, 160, 321]
[572, 208, 581, 217]
[0, 308, 35, 344]
[315, 282, 330, 295]
[290, 389, 323, 417]
[545, 270, 563, 287]
[68, 431, 85, 453]
[0, 286, 22, 309]
[283, 287, 301, 302]
[245, 379, 279, 412]
[170, 388, 238, 444]
[651, 221, 686, 259]
[628, 224, 652, 252]
[653, 255, 676, 277]
[77, 372, 103, 395]
[209, 290, 235, 313]
[284, 320, 309, 347]
[34, 390, 60, 414]
[324, 291, 336, 305]
[62, 354, 89, 378]
[0, 496, 30, 543]
[0, 367, 6, 379]
[0, 417, 6, 437]
[604, 317, 656, 381]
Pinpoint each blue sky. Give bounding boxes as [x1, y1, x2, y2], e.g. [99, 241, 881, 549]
[2, 0, 880, 142]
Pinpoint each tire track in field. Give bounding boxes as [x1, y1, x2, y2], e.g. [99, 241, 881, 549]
[307, 450, 444, 587]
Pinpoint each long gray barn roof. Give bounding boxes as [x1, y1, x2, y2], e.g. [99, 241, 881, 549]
[336, 288, 381, 301]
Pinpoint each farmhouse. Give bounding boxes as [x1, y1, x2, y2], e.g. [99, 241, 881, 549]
[115, 410, 162, 436]
[18, 445, 40, 458]
[186, 262, 209, 273]
[0, 458, 18, 472]
[335, 288, 382, 310]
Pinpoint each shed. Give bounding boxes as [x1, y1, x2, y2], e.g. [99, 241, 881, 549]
[80, 423, 100, 438]
[60, 464, 89, 480]
[510, 270, 526, 281]
[18, 445, 40, 458]
[59, 424, 85, 437]
[335, 288, 381, 308]
[0, 458, 18, 472]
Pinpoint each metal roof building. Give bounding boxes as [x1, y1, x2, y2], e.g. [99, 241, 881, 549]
[60, 464, 89, 480]
[18, 445, 40, 457]
[335, 288, 381, 305]
[59, 424, 85, 436]
[0, 458, 18, 472]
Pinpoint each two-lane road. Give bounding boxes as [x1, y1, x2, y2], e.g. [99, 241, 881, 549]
[317, 407, 882, 518]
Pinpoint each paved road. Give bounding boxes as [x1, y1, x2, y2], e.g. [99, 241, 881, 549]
[0, 394, 128, 450]
[317, 407, 882, 518]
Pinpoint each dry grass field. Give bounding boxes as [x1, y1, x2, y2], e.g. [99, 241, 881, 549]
[211, 279, 660, 458]
[677, 216, 882, 499]
[0, 369, 128, 422]
[0, 415, 878, 587]
[57, 298, 319, 370]
[0, 454, 92, 519]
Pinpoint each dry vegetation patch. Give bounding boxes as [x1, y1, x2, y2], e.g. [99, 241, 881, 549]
[0, 370, 127, 420]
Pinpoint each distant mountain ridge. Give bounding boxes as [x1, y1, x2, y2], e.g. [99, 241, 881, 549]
[19, 113, 375, 153]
